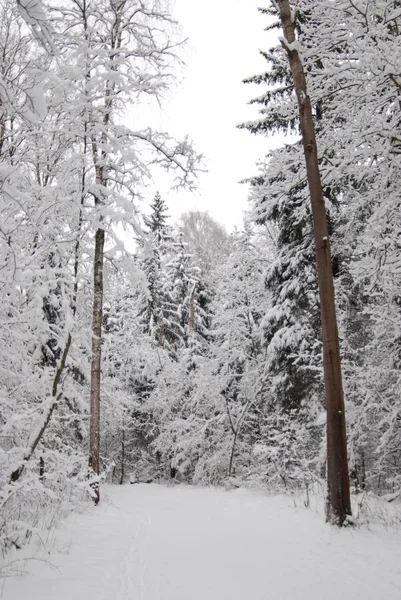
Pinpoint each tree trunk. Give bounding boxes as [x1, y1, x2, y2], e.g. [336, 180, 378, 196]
[89, 226, 104, 505]
[120, 428, 125, 485]
[228, 430, 238, 478]
[159, 309, 165, 347]
[9, 334, 72, 483]
[87, 6, 117, 503]
[189, 283, 196, 331]
[277, 0, 351, 525]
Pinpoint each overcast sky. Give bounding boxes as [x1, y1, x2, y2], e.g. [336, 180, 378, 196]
[141, 0, 279, 231]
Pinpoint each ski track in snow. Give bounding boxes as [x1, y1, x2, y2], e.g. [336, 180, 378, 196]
[2, 484, 401, 600]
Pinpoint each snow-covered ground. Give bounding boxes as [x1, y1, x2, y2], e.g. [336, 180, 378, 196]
[2, 484, 401, 599]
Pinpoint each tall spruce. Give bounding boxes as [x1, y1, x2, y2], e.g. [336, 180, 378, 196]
[141, 192, 172, 346]
[241, 7, 323, 414]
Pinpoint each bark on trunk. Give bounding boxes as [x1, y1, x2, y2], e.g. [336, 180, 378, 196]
[189, 283, 196, 331]
[89, 226, 104, 505]
[277, 0, 351, 525]
[87, 10, 118, 501]
[120, 429, 125, 485]
[159, 309, 164, 347]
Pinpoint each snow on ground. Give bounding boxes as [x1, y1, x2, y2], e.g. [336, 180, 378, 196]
[2, 483, 401, 600]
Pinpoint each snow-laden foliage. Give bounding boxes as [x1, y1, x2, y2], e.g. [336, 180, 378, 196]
[242, 0, 401, 495]
[0, 0, 202, 552]
[3, 0, 401, 553]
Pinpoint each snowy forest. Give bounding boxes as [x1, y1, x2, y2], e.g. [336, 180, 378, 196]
[2, 0, 401, 564]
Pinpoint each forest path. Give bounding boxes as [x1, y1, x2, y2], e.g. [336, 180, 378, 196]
[3, 484, 401, 600]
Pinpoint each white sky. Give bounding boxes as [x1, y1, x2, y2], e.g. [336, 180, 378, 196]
[141, 0, 279, 231]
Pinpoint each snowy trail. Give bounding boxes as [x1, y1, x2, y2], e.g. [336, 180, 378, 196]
[3, 484, 401, 600]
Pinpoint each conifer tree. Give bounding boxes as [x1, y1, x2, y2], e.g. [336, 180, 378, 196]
[241, 8, 323, 413]
[144, 192, 171, 245]
[141, 192, 173, 346]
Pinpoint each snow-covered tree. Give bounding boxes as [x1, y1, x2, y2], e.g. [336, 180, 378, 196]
[179, 210, 232, 278]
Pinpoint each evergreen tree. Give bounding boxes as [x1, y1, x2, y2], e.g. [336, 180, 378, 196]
[241, 7, 324, 413]
[140, 192, 173, 345]
[162, 231, 202, 355]
[144, 191, 171, 245]
[188, 226, 268, 482]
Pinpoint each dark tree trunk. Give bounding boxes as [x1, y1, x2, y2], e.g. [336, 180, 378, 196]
[189, 283, 196, 331]
[120, 428, 125, 485]
[159, 309, 165, 347]
[277, 0, 351, 526]
[39, 456, 45, 479]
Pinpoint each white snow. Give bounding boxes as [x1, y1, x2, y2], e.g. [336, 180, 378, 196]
[2, 484, 401, 600]
[17, 0, 47, 24]
[25, 85, 47, 121]
[279, 37, 301, 55]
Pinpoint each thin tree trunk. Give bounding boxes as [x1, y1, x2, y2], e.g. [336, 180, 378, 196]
[81, 0, 102, 504]
[189, 283, 196, 331]
[228, 430, 238, 478]
[87, 4, 122, 503]
[89, 225, 104, 505]
[120, 428, 125, 485]
[226, 387, 262, 478]
[39, 456, 45, 479]
[277, 0, 351, 525]
[159, 309, 165, 347]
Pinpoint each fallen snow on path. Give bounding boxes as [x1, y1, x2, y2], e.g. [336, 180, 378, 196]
[3, 484, 401, 599]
